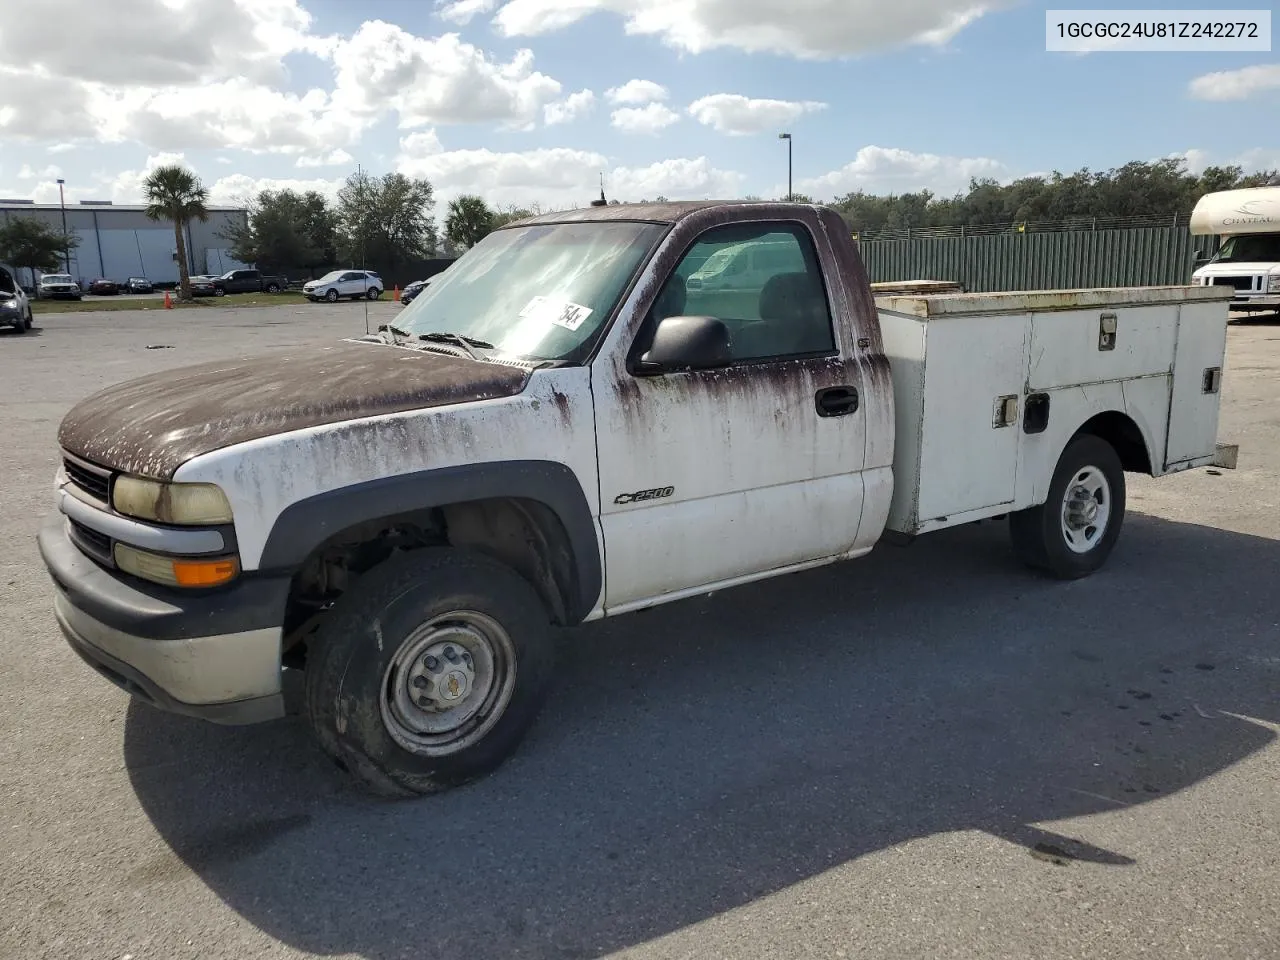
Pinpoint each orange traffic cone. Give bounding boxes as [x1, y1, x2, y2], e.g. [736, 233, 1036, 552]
[163, 291, 173, 309]
[393, 285, 400, 302]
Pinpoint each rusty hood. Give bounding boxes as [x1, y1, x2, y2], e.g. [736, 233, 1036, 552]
[57, 340, 531, 479]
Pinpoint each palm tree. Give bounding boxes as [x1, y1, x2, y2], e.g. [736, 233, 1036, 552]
[143, 165, 210, 301]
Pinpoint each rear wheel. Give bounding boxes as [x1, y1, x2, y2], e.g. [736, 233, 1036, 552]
[214, 286, 225, 297]
[303, 548, 556, 797]
[24, 308, 32, 330]
[1009, 434, 1125, 579]
[265, 283, 281, 294]
[366, 287, 381, 301]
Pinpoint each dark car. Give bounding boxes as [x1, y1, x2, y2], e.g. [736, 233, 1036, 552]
[214, 268, 289, 295]
[124, 277, 153, 294]
[187, 275, 219, 297]
[400, 278, 433, 305]
[87, 279, 120, 296]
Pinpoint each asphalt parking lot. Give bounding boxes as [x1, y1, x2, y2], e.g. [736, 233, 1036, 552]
[1, 305, 1277, 960]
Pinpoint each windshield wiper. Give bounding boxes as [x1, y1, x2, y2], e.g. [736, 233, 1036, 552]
[417, 331, 493, 361]
[375, 323, 412, 345]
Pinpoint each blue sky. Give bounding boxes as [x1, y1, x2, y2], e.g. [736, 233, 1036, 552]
[0, 0, 1275, 213]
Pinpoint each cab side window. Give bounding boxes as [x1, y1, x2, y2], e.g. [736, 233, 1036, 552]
[652, 223, 835, 363]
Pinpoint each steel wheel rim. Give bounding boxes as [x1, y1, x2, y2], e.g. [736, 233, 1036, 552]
[379, 610, 517, 757]
[1061, 465, 1111, 554]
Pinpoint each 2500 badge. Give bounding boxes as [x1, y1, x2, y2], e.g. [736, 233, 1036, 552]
[614, 486, 674, 505]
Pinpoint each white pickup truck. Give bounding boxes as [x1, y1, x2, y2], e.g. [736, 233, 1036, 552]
[39, 201, 1237, 797]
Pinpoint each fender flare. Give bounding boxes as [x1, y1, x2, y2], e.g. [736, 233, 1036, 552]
[257, 460, 602, 623]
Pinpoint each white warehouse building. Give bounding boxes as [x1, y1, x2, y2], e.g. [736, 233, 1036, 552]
[0, 198, 251, 287]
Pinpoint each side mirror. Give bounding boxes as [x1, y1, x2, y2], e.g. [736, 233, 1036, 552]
[636, 315, 732, 375]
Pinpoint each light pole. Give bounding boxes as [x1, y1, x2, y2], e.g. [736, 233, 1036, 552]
[56, 178, 70, 271]
[778, 133, 792, 201]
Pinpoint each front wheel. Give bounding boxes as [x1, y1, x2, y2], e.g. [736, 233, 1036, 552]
[303, 548, 556, 797]
[325, 288, 339, 303]
[214, 286, 225, 297]
[265, 283, 280, 293]
[1009, 433, 1125, 580]
[24, 309, 33, 330]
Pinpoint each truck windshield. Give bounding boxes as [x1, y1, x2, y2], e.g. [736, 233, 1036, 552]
[1211, 235, 1280, 263]
[398, 221, 665, 362]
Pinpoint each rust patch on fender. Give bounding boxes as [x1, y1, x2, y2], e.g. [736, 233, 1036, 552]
[57, 342, 530, 479]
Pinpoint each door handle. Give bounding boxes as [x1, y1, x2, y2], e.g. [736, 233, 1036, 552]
[815, 385, 859, 417]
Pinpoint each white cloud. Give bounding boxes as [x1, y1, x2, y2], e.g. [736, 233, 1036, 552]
[1167, 147, 1280, 176]
[0, 5, 569, 153]
[395, 140, 740, 208]
[95, 152, 190, 204]
[1188, 64, 1280, 102]
[296, 149, 355, 168]
[1234, 148, 1280, 173]
[18, 164, 63, 180]
[688, 94, 826, 135]
[611, 103, 680, 135]
[544, 89, 596, 125]
[610, 156, 744, 198]
[437, 0, 500, 24]
[494, 0, 1006, 59]
[208, 173, 346, 207]
[1167, 148, 1212, 175]
[46, 143, 78, 155]
[605, 79, 668, 105]
[0, 0, 327, 88]
[798, 145, 1008, 198]
[329, 21, 561, 131]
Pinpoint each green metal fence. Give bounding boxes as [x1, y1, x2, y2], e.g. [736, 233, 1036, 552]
[856, 225, 1220, 292]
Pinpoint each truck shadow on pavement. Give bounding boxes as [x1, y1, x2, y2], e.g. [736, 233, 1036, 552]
[123, 512, 1279, 959]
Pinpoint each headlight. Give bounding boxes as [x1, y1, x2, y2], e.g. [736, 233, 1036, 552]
[112, 475, 234, 525]
[1268, 275, 1280, 293]
[113, 543, 239, 588]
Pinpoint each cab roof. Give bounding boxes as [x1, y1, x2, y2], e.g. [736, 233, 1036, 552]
[507, 200, 818, 228]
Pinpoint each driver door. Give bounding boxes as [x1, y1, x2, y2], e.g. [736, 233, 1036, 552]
[591, 219, 868, 611]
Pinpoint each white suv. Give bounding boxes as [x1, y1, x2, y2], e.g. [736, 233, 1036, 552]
[303, 270, 383, 303]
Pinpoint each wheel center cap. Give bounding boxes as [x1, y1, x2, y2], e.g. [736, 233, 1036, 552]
[440, 670, 469, 702]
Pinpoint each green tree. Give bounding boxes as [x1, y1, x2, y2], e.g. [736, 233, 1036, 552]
[444, 194, 495, 250]
[491, 204, 539, 228]
[0, 217, 80, 283]
[143, 164, 209, 300]
[225, 189, 338, 275]
[336, 170, 437, 271]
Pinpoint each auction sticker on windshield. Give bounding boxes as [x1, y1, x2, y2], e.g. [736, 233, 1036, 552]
[520, 296, 593, 331]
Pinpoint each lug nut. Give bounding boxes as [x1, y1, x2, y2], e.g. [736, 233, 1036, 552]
[412, 675, 429, 689]
[417, 696, 433, 708]
[424, 656, 439, 671]
[444, 646, 459, 663]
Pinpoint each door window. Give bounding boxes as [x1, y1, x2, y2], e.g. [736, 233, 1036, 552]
[652, 223, 835, 363]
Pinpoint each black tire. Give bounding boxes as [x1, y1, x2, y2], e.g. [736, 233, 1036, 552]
[24, 309, 33, 330]
[12, 318, 25, 334]
[1009, 433, 1126, 580]
[325, 288, 339, 303]
[214, 286, 225, 297]
[265, 283, 281, 294]
[304, 547, 555, 797]
[366, 287, 381, 301]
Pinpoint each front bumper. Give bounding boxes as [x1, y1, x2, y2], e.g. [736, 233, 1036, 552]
[38, 513, 290, 725]
[1230, 296, 1280, 311]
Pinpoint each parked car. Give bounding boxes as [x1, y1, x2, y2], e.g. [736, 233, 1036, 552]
[37, 273, 81, 301]
[87, 279, 120, 296]
[37, 200, 1238, 797]
[123, 277, 153, 294]
[303, 269, 383, 302]
[187, 275, 219, 297]
[399, 277, 433, 305]
[214, 269, 289, 295]
[0, 263, 33, 333]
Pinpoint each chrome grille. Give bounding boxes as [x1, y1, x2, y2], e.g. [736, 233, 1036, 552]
[1211, 276, 1255, 292]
